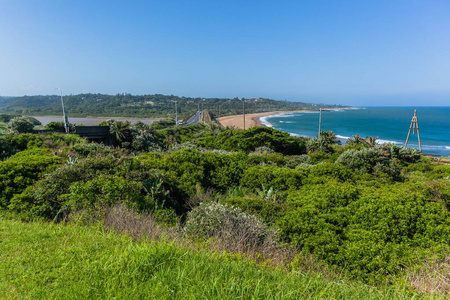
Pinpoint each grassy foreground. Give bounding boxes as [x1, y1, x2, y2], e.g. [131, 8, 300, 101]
[1, 218, 417, 299]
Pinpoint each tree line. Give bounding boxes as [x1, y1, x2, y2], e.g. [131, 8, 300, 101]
[0, 93, 345, 118]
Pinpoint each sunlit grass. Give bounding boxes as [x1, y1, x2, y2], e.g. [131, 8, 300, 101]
[0, 218, 416, 299]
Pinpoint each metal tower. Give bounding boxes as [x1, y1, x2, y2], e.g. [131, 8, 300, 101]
[404, 109, 421, 152]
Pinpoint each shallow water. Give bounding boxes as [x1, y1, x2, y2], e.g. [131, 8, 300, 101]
[261, 107, 450, 156]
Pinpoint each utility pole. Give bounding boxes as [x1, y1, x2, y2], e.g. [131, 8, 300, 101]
[56, 88, 68, 133]
[318, 108, 322, 137]
[404, 109, 421, 151]
[243, 99, 246, 130]
[175, 100, 178, 126]
[201, 99, 204, 123]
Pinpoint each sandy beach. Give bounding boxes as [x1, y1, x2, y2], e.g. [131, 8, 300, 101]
[216, 111, 308, 129]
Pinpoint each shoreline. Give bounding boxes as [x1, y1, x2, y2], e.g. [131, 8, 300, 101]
[216, 108, 354, 130]
[216, 110, 309, 129]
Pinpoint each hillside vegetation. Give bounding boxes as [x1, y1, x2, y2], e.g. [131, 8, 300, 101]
[1, 122, 449, 297]
[0, 93, 344, 118]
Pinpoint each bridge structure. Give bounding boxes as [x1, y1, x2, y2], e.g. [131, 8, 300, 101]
[184, 110, 203, 125]
[32, 126, 113, 145]
[73, 126, 113, 145]
[32, 112, 207, 146]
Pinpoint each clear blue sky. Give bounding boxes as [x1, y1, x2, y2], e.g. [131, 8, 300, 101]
[1, 0, 449, 106]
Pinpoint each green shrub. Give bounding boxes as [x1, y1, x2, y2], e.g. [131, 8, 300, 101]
[284, 154, 312, 168]
[247, 151, 287, 166]
[151, 118, 176, 128]
[240, 165, 307, 191]
[345, 135, 367, 147]
[202, 127, 306, 155]
[203, 152, 247, 190]
[0, 114, 20, 122]
[249, 145, 275, 155]
[130, 129, 162, 152]
[45, 121, 66, 131]
[7, 116, 35, 133]
[0, 133, 44, 159]
[379, 143, 421, 163]
[71, 142, 115, 158]
[279, 182, 359, 254]
[428, 165, 450, 179]
[168, 142, 204, 152]
[335, 148, 398, 177]
[61, 175, 146, 213]
[223, 196, 285, 225]
[306, 162, 355, 184]
[184, 202, 273, 246]
[342, 183, 450, 282]
[308, 151, 332, 164]
[8, 157, 119, 219]
[137, 149, 247, 197]
[45, 133, 86, 146]
[0, 149, 62, 208]
[277, 181, 450, 283]
[306, 137, 334, 153]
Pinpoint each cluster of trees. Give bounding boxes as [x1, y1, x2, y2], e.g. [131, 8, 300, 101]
[1, 115, 42, 134]
[1, 124, 449, 286]
[0, 93, 344, 118]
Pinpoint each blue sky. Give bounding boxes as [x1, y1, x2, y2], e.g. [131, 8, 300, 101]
[1, 0, 449, 106]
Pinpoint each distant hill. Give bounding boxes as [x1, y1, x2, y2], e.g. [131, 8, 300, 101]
[0, 93, 347, 119]
[0, 97, 13, 109]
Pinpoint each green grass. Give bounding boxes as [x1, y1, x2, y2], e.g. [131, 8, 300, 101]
[0, 218, 418, 299]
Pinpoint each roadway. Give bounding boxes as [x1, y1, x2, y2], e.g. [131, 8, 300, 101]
[185, 110, 202, 125]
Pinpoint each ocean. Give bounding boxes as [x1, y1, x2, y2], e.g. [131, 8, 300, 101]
[261, 107, 450, 157]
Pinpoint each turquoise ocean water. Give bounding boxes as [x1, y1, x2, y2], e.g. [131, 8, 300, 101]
[261, 107, 450, 156]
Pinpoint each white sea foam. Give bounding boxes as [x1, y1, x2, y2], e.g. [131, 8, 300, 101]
[276, 113, 295, 118]
[302, 111, 319, 114]
[420, 145, 450, 150]
[335, 135, 402, 145]
[288, 132, 301, 137]
[376, 139, 401, 145]
[259, 116, 273, 127]
[336, 135, 351, 140]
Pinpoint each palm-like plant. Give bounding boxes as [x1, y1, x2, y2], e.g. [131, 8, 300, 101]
[319, 130, 340, 145]
[109, 121, 131, 144]
[256, 184, 279, 203]
[345, 134, 366, 146]
[365, 136, 378, 147]
[307, 137, 333, 153]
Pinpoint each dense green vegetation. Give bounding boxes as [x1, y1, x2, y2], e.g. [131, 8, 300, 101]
[0, 93, 344, 118]
[0, 96, 12, 109]
[1, 123, 449, 297]
[0, 114, 42, 135]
